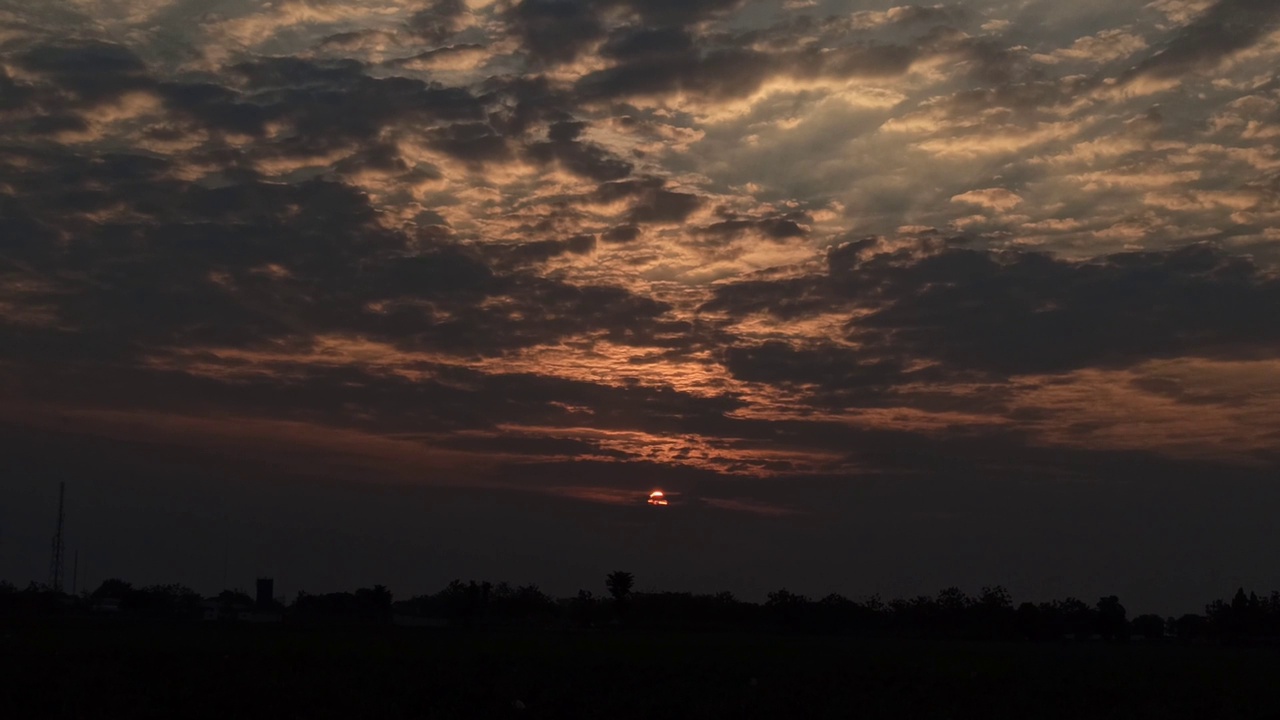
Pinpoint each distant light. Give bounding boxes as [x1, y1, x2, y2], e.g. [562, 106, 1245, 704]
[648, 490, 668, 506]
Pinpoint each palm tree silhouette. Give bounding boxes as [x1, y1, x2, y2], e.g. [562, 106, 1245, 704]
[606, 571, 634, 605]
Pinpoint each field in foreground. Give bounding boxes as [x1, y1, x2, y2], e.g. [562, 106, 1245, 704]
[6, 623, 1280, 719]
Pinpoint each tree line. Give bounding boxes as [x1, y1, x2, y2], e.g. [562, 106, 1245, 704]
[4, 573, 1280, 643]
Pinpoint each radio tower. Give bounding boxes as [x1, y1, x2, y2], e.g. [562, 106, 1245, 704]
[49, 482, 65, 593]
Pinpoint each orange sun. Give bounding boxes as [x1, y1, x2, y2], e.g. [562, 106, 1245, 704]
[648, 490, 668, 506]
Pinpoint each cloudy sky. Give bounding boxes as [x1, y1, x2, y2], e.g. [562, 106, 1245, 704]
[2, 0, 1279, 612]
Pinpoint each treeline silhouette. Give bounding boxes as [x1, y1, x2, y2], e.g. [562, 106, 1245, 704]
[4, 576, 1280, 644]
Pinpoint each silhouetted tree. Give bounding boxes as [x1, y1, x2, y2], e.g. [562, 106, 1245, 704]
[1056, 597, 1096, 640]
[1095, 595, 1128, 641]
[419, 579, 499, 626]
[14, 570, 1280, 645]
[603, 571, 632, 622]
[567, 589, 599, 627]
[817, 593, 854, 632]
[1173, 613, 1208, 642]
[482, 581, 554, 625]
[766, 588, 811, 630]
[90, 578, 132, 602]
[1015, 602, 1050, 640]
[973, 586, 1016, 639]
[0, 582, 58, 616]
[1265, 592, 1280, 638]
[606, 571, 634, 603]
[505, 584, 555, 624]
[1131, 614, 1166, 640]
[1207, 587, 1265, 641]
[977, 585, 1012, 608]
[218, 589, 254, 607]
[354, 585, 393, 622]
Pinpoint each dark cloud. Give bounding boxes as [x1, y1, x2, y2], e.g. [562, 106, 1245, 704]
[630, 189, 702, 223]
[599, 25, 696, 60]
[383, 44, 488, 71]
[699, 211, 811, 243]
[941, 35, 1030, 85]
[601, 224, 641, 243]
[587, 177, 703, 223]
[21, 113, 89, 138]
[575, 46, 775, 100]
[407, 0, 469, 43]
[547, 120, 586, 142]
[792, 43, 918, 80]
[0, 41, 158, 141]
[574, 25, 958, 103]
[231, 56, 366, 89]
[428, 121, 511, 162]
[504, 0, 745, 66]
[604, 0, 744, 27]
[722, 340, 907, 398]
[527, 121, 634, 180]
[0, 70, 37, 112]
[853, 243, 1280, 375]
[333, 142, 411, 175]
[6, 340, 748, 445]
[481, 75, 578, 137]
[0, 172, 402, 358]
[1126, 0, 1280, 82]
[15, 40, 149, 102]
[445, 433, 632, 458]
[505, 0, 607, 65]
[269, 77, 486, 146]
[157, 81, 270, 136]
[590, 176, 663, 202]
[0, 144, 691, 369]
[707, 242, 1280, 382]
[317, 29, 398, 52]
[155, 58, 488, 157]
[487, 234, 597, 267]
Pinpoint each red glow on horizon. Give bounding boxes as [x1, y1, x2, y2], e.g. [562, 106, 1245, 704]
[648, 490, 668, 506]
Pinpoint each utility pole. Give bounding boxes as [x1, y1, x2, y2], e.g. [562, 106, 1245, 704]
[49, 482, 65, 593]
[221, 511, 229, 591]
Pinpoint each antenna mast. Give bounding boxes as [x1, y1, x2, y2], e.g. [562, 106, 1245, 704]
[49, 482, 65, 593]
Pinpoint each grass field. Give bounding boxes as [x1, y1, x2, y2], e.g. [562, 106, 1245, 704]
[6, 622, 1280, 719]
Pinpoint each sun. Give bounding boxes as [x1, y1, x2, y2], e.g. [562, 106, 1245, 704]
[648, 490, 668, 506]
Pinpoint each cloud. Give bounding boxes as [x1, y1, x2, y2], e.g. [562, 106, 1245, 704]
[706, 241, 1280, 380]
[406, 0, 470, 43]
[526, 129, 634, 180]
[1123, 0, 1280, 86]
[504, 0, 606, 65]
[951, 188, 1024, 212]
[2, 0, 1280, 605]
[588, 177, 703, 224]
[701, 496, 800, 516]
[1031, 30, 1148, 65]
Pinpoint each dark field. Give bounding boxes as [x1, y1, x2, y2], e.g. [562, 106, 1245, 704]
[7, 623, 1280, 719]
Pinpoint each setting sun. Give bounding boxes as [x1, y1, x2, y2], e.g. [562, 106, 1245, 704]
[648, 491, 668, 507]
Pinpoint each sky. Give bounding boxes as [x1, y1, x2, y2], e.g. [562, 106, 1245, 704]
[1, 0, 1279, 614]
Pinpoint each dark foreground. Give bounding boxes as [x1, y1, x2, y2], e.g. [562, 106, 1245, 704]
[6, 623, 1280, 719]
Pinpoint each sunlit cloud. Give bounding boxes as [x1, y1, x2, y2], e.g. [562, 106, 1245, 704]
[0, 0, 1277, 505]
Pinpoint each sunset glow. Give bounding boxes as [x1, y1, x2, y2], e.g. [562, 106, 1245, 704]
[1, 0, 1278, 609]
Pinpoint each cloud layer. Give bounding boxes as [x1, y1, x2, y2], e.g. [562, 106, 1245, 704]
[1, 0, 1278, 604]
